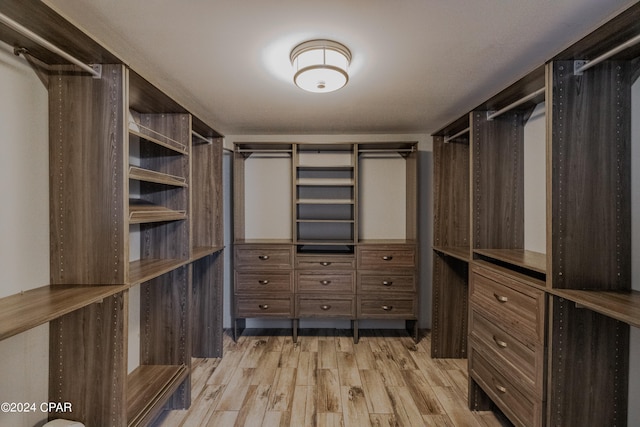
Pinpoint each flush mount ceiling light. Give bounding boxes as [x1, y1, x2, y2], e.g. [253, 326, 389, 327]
[290, 39, 351, 93]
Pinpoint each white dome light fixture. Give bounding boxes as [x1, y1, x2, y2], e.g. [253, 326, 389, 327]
[290, 39, 351, 93]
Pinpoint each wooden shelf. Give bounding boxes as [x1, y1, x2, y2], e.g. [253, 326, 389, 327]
[550, 289, 640, 328]
[297, 219, 354, 223]
[129, 128, 187, 155]
[0, 284, 126, 341]
[127, 364, 188, 427]
[297, 198, 354, 205]
[191, 245, 224, 261]
[129, 200, 187, 224]
[296, 239, 355, 245]
[296, 178, 354, 186]
[473, 248, 546, 274]
[129, 258, 189, 285]
[433, 246, 471, 262]
[129, 166, 187, 187]
[297, 165, 354, 171]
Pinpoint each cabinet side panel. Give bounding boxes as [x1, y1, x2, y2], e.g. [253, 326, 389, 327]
[551, 60, 632, 290]
[49, 292, 127, 426]
[431, 252, 468, 358]
[472, 111, 525, 251]
[192, 252, 224, 358]
[49, 64, 126, 285]
[548, 296, 629, 426]
[192, 138, 223, 249]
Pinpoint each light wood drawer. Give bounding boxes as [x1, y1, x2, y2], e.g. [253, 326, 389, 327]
[236, 296, 293, 317]
[470, 265, 545, 344]
[358, 273, 415, 293]
[296, 272, 355, 293]
[357, 296, 416, 318]
[469, 347, 543, 427]
[296, 255, 355, 270]
[296, 296, 355, 317]
[357, 247, 416, 270]
[235, 245, 293, 270]
[235, 272, 293, 293]
[470, 309, 544, 398]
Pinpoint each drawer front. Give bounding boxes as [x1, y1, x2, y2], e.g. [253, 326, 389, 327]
[235, 272, 293, 293]
[296, 255, 356, 270]
[236, 246, 293, 270]
[296, 296, 355, 318]
[297, 272, 355, 293]
[358, 273, 415, 293]
[236, 296, 293, 317]
[470, 309, 543, 397]
[470, 347, 542, 427]
[357, 296, 416, 318]
[470, 266, 545, 344]
[358, 248, 416, 270]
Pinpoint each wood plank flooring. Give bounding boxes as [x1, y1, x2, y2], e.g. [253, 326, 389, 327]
[153, 329, 510, 427]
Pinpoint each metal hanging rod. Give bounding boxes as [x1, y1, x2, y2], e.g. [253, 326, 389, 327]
[192, 130, 211, 144]
[0, 12, 101, 78]
[575, 33, 640, 74]
[487, 87, 545, 120]
[444, 127, 470, 143]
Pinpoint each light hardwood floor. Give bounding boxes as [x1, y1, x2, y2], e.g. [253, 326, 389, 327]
[153, 329, 510, 427]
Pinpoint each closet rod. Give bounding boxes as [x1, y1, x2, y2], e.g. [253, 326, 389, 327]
[192, 130, 211, 144]
[574, 33, 640, 74]
[444, 127, 470, 143]
[358, 148, 415, 153]
[0, 12, 101, 78]
[487, 88, 545, 120]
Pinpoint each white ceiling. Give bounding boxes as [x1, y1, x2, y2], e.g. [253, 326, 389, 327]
[44, 0, 637, 136]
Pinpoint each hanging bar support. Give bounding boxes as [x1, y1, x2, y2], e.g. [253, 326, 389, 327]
[444, 127, 470, 143]
[0, 12, 101, 78]
[574, 33, 640, 75]
[487, 88, 545, 120]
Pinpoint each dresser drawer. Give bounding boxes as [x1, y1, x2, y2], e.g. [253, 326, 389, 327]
[470, 309, 543, 397]
[236, 296, 293, 317]
[469, 347, 543, 427]
[296, 254, 355, 270]
[357, 247, 416, 270]
[296, 296, 355, 318]
[357, 296, 416, 318]
[358, 273, 415, 293]
[470, 265, 545, 344]
[296, 272, 355, 293]
[235, 245, 293, 270]
[235, 272, 293, 293]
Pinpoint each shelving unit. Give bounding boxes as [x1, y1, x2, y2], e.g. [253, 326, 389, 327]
[0, 2, 225, 425]
[234, 141, 418, 342]
[431, 3, 640, 426]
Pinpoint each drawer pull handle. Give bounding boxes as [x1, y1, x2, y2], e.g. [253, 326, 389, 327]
[382, 280, 393, 286]
[382, 256, 393, 261]
[320, 280, 332, 285]
[382, 305, 393, 311]
[493, 336, 508, 348]
[495, 383, 507, 394]
[258, 255, 270, 260]
[320, 262, 332, 266]
[258, 304, 269, 310]
[493, 293, 508, 303]
[320, 305, 331, 311]
[258, 280, 270, 285]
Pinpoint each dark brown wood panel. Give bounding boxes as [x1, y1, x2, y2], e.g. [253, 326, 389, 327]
[433, 135, 470, 251]
[548, 296, 629, 427]
[550, 60, 632, 290]
[431, 253, 468, 358]
[49, 63, 127, 285]
[471, 109, 527, 251]
[49, 292, 127, 426]
[192, 252, 224, 358]
[192, 137, 224, 251]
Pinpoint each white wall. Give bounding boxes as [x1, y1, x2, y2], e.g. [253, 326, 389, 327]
[0, 42, 50, 427]
[224, 134, 433, 329]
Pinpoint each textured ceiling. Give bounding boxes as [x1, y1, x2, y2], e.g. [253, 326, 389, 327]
[44, 0, 637, 135]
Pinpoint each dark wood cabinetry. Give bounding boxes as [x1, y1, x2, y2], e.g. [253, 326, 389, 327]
[233, 142, 418, 342]
[432, 3, 640, 426]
